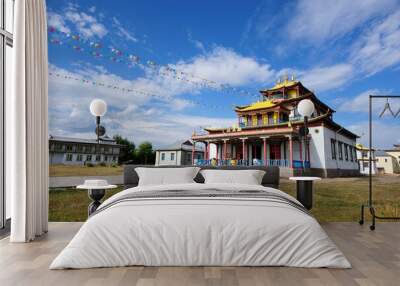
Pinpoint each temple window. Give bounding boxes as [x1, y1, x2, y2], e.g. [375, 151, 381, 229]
[257, 114, 263, 126]
[338, 142, 343, 160]
[281, 113, 289, 123]
[262, 114, 268, 125]
[270, 92, 284, 100]
[331, 139, 337, 159]
[252, 115, 257, 126]
[268, 113, 274, 125]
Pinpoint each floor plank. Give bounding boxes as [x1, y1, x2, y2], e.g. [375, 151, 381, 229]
[0, 222, 399, 286]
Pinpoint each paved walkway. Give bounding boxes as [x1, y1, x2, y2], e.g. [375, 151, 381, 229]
[49, 175, 123, 188]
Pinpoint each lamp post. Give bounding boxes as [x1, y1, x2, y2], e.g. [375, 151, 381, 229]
[90, 99, 107, 159]
[297, 99, 315, 167]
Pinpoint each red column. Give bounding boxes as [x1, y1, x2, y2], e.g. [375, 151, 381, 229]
[289, 136, 293, 168]
[223, 140, 227, 160]
[263, 138, 267, 166]
[192, 141, 195, 165]
[206, 142, 210, 160]
[216, 143, 219, 160]
[242, 139, 246, 161]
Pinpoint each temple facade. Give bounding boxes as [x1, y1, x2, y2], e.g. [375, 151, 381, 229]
[191, 78, 360, 177]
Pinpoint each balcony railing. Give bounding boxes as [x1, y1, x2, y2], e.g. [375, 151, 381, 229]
[239, 119, 290, 128]
[238, 116, 304, 129]
[195, 159, 310, 168]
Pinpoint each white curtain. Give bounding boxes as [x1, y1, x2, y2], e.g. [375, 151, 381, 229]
[8, 0, 49, 242]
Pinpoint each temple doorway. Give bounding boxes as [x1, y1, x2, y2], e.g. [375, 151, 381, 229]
[270, 143, 281, 160]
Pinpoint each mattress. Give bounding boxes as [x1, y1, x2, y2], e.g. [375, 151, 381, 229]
[50, 183, 351, 269]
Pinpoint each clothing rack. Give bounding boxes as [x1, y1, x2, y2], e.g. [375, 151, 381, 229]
[359, 95, 400, 230]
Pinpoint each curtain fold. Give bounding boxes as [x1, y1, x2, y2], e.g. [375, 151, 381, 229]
[9, 0, 49, 242]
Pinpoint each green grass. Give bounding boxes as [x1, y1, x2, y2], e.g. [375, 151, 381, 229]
[49, 176, 400, 222]
[50, 164, 123, 177]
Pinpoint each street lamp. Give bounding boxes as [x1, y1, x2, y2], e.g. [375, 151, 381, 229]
[297, 99, 315, 136]
[90, 99, 107, 144]
[297, 99, 315, 167]
[90, 99, 107, 165]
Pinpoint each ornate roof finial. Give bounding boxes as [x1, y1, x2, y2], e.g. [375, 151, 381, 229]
[291, 74, 295, 81]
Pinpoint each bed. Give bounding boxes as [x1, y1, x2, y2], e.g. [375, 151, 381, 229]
[50, 166, 350, 269]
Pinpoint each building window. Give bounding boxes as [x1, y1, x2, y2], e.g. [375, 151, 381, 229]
[112, 156, 117, 162]
[344, 144, 349, 161]
[338, 142, 343, 160]
[330, 139, 336, 159]
[86, 155, 92, 161]
[76, 154, 83, 161]
[170, 153, 175, 161]
[161, 153, 165, 160]
[104, 156, 108, 161]
[385, 158, 388, 163]
[349, 146, 353, 161]
[96, 155, 101, 161]
[66, 154, 73, 161]
[66, 145, 73, 152]
[76, 145, 83, 152]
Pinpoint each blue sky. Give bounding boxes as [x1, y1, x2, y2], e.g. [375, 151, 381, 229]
[47, 0, 400, 148]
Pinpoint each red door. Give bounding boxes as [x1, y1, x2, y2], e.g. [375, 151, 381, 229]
[270, 143, 281, 160]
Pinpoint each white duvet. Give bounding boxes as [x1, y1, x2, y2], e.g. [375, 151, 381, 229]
[50, 183, 351, 269]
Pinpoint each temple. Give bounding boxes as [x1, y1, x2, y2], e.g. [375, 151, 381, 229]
[191, 77, 360, 177]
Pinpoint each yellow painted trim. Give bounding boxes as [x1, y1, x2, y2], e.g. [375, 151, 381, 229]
[236, 100, 277, 112]
[252, 115, 257, 126]
[273, 112, 278, 124]
[263, 114, 268, 125]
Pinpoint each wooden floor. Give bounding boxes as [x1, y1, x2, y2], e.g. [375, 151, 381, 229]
[0, 222, 399, 286]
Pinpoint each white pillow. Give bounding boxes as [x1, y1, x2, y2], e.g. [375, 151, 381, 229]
[135, 167, 200, 186]
[200, 169, 265, 185]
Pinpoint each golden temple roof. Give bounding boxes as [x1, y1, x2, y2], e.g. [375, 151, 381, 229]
[268, 79, 299, 91]
[356, 143, 373, 151]
[236, 100, 277, 112]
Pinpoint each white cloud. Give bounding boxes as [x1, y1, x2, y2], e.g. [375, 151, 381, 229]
[338, 89, 384, 112]
[47, 11, 71, 34]
[112, 17, 138, 42]
[173, 46, 275, 87]
[349, 121, 400, 149]
[300, 64, 354, 91]
[350, 10, 400, 75]
[187, 31, 206, 53]
[64, 5, 108, 38]
[279, 63, 354, 92]
[88, 6, 96, 13]
[48, 63, 236, 147]
[287, 0, 397, 43]
[48, 45, 269, 145]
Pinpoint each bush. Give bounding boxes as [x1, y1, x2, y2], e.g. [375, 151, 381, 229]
[99, 162, 107, 167]
[85, 162, 94, 167]
[111, 162, 118, 168]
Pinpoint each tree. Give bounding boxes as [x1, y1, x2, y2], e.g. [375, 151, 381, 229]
[113, 134, 135, 163]
[134, 141, 155, 165]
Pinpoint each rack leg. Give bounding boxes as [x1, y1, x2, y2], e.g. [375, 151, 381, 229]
[370, 206, 376, 231]
[359, 204, 364, 225]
